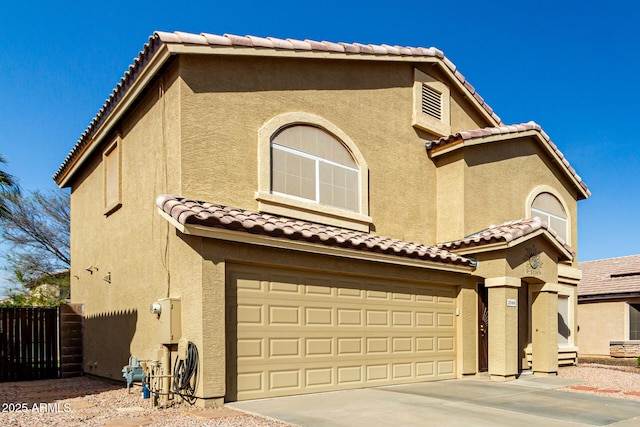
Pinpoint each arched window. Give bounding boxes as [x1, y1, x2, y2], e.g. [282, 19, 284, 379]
[257, 112, 371, 231]
[271, 125, 359, 212]
[531, 192, 568, 242]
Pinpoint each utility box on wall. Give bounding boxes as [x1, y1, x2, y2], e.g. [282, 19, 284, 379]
[157, 298, 181, 344]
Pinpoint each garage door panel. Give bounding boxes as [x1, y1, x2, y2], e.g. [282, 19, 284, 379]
[306, 338, 333, 356]
[237, 338, 264, 359]
[268, 280, 300, 294]
[269, 369, 301, 390]
[305, 307, 333, 326]
[269, 305, 301, 325]
[306, 367, 333, 387]
[234, 358, 458, 400]
[392, 310, 413, 326]
[336, 287, 363, 298]
[227, 265, 457, 401]
[305, 283, 333, 296]
[437, 312, 455, 327]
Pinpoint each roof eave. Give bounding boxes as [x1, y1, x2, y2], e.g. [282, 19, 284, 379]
[55, 44, 172, 188]
[578, 292, 640, 302]
[55, 32, 503, 184]
[442, 229, 574, 261]
[157, 208, 474, 274]
[429, 130, 590, 200]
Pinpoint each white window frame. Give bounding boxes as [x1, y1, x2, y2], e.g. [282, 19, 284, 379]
[271, 143, 360, 211]
[525, 186, 571, 245]
[257, 112, 371, 231]
[531, 207, 568, 241]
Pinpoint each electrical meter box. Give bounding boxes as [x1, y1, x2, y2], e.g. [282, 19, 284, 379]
[157, 298, 181, 344]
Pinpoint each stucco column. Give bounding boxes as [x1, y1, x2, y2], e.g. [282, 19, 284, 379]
[457, 281, 478, 376]
[486, 277, 520, 381]
[531, 284, 559, 376]
[198, 257, 227, 407]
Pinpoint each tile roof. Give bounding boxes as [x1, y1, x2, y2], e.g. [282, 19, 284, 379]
[579, 255, 640, 297]
[156, 195, 474, 268]
[153, 31, 500, 124]
[438, 217, 575, 257]
[53, 31, 501, 184]
[426, 121, 590, 197]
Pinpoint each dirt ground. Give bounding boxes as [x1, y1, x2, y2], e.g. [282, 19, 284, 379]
[2, 363, 640, 426]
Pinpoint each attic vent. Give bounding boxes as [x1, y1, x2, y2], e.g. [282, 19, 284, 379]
[422, 84, 442, 120]
[610, 272, 640, 278]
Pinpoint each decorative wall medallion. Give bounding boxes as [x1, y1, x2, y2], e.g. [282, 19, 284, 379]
[524, 245, 543, 276]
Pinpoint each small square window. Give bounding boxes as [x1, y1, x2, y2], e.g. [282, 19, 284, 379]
[103, 139, 121, 215]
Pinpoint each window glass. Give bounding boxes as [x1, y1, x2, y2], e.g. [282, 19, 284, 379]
[271, 125, 359, 212]
[531, 192, 567, 242]
[630, 303, 640, 340]
[558, 295, 570, 345]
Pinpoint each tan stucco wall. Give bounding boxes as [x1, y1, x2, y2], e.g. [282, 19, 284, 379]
[65, 50, 585, 396]
[434, 137, 580, 258]
[578, 301, 627, 355]
[177, 55, 492, 245]
[68, 61, 190, 379]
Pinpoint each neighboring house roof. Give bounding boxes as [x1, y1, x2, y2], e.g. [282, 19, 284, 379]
[579, 255, 640, 300]
[53, 30, 502, 186]
[24, 269, 70, 289]
[438, 217, 574, 260]
[425, 122, 590, 199]
[155, 195, 475, 268]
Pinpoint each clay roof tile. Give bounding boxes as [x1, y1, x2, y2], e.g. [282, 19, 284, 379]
[54, 31, 502, 183]
[156, 195, 473, 268]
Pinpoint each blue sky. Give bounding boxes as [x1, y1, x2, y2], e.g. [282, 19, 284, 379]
[0, 0, 639, 284]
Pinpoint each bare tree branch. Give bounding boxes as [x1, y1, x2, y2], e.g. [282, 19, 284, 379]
[1, 189, 70, 287]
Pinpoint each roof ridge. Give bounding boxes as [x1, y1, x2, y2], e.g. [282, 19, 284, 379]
[438, 217, 575, 258]
[53, 30, 502, 184]
[579, 253, 640, 264]
[425, 122, 590, 197]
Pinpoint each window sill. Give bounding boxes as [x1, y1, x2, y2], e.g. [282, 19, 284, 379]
[104, 202, 122, 217]
[255, 191, 372, 232]
[412, 114, 451, 138]
[558, 345, 578, 351]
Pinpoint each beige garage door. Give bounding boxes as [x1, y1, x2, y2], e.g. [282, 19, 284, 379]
[226, 264, 457, 401]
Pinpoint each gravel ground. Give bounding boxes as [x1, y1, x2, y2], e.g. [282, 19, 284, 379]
[0, 377, 289, 427]
[2, 363, 639, 426]
[557, 363, 640, 401]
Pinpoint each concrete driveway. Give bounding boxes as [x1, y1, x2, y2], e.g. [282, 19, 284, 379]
[228, 375, 640, 426]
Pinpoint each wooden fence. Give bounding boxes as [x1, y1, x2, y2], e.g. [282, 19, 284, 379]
[0, 306, 61, 382]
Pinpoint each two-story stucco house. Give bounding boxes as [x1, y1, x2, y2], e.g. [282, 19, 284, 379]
[54, 31, 590, 407]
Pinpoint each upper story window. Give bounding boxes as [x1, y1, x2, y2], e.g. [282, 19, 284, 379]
[412, 69, 451, 137]
[271, 125, 359, 212]
[103, 138, 122, 215]
[256, 112, 371, 231]
[531, 192, 567, 242]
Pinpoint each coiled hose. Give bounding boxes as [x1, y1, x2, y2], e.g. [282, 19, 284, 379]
[172, 341, 199, 405]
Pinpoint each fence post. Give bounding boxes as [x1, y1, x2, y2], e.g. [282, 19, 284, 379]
[60, 303, 84, 378]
